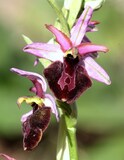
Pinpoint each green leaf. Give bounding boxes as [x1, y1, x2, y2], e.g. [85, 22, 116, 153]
[22, 34, 33, 44]
[84, 0, 105, 10]
[47, 0, 69, 36]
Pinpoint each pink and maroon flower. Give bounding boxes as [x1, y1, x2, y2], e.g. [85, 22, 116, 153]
[23, 6, 111, 103]
[10, 68, 58, 150]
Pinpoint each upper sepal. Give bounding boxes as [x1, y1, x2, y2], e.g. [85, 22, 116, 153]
[46, 24, 72, 52]
[70, 6, 93, 46]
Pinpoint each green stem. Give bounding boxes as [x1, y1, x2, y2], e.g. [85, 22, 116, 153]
[66, 103, 78, 160]
[56, 101, 78, 160]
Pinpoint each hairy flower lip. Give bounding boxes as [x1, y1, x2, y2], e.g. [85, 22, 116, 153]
[22, 106, 51, 151]
[44, 60, 92, 104]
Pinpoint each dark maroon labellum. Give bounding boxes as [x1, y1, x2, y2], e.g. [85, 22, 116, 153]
[23, 107, 51, 150]
[44, 56, 92, 104]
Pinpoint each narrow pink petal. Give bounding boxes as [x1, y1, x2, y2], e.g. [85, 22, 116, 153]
[0, 154, 16, 160]
[70, 6, 93, 46]
[77, 43, 109, 56]
[46, 25, 72, 52]
[84, 57, 111, 85]
[24, 43, 63, 62]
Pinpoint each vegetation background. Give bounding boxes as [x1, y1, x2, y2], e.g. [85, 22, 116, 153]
[0, 0, 124, 159]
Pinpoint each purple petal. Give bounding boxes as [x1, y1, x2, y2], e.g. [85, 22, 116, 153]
[10, 68, 47, 97]
[70, 6, 93, 46]
[46, 25, 72, 52]
[77, 43, 109, 56]
[24, 42, 63, 62]
[44, 94, 59, 121]
[84, 57, 111, 85]
[0, 154, 16, 160]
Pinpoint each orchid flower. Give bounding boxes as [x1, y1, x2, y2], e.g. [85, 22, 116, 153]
[23, 6, 111, 103]
[10, 68, 58, 150]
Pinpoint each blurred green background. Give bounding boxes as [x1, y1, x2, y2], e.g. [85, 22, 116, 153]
[0, 0, 124, 160]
